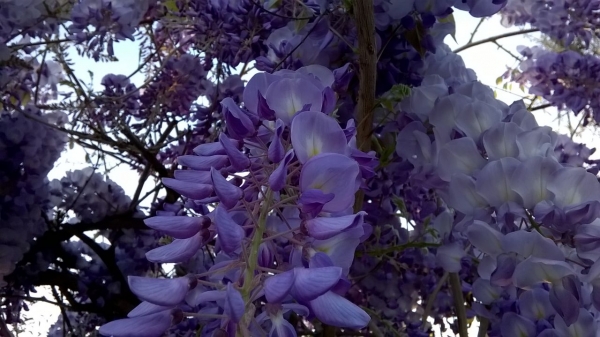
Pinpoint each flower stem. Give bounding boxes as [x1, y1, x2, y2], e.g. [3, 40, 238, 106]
[449, 273, 468, 337]
[241, 189, 273, 301]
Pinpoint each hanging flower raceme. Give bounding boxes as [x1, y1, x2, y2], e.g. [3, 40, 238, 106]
[99, 66, 374, 337]
[389, 42, 600, 336]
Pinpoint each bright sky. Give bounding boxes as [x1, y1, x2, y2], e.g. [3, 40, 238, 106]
[15, 10, 599, 337]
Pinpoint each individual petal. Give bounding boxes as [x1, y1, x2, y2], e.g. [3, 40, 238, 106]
[472, 278, 502, 305]
[549, 277, 581, 326]
[457, 0, 507, 17]
[305, 212, 366, 240]
[224, 283, 244, 323]
[309, 291, 370, 329]
[192, 142, 226, 156]
[128, 302, 173, 318]
[221, 97, 256, 140]
[516, 127, 557, 160]
[465, 221, 504, 256]
[297, 64, 335, 87]
[500, 313, 536, 337]
[553, 309, 597, 337]
[400, 74, 448, 121]
[437, 137, 486, 182]
[210, 168, 242, 209]
[265, 78, 323, 125]
[145, 233, 202, 263]
[173, 170, 212, 184]
[290, 111, 347, 164]
[395, 121, 435, 167]
[312, 226, 364, 275]
[264, 270, 295, 303]
[445, 173, 488, 214]
[268, 119, 285, 163]
[548, 167, 600, 208]
[243, 72, 279, 114]
[214, 205, 245, 254]
[482, 122, 522, 161]
[519, 288, 554, 321]
[128, 276, 193, 306]
[435, 242, 465, 273]
[269, 317, 297, 337]
[100, 310, 175, 337]
[269, 149, 295, 192]
[475, 158, 521, 207]
[490, 253, 518, 287]
[219, 133, 249, 171]
[299, 153, 360, 213]
[574, 219, 600, 261]
[144, 216, 202, 239]
[162, 178, 213, 200]
[291, 267, 342, 301]
[501, 230, 565, 260]
[429, 94, 471, 140]
[176, 155, 229, 171]
[298, 189, 335, 217]
[510, 156, 562, 209]
[454, 100, 502, 141]
[513, 257, 575, 289]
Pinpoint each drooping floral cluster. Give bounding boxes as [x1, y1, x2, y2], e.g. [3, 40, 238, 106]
[99, 65, 378, 336]
[510, 46, 600, 126]
[501, 0, 600, 46]
[389, 37, 600, 336]
[0, 106, 66, 286]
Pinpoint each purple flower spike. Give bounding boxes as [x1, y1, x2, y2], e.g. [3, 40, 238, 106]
[99, 309, 176, 337]
[128, 276, 194, 306]
[161, 178, 213, 200]
[143, 216, 203, 239]
[290, 111, 348, 164]
[210, 167, 242, 209]
[214, 205, 245, 254]
[299, 153, 360, 213]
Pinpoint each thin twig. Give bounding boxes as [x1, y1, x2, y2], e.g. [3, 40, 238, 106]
[453, 28, 540, 53]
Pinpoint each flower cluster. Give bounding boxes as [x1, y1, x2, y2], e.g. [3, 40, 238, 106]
[391, 38, 600, 336]
[99, 65, 376, 336]
[0, 106, 66, 286]
[501, 0, 600, 46]
[511, 46, 600, 125]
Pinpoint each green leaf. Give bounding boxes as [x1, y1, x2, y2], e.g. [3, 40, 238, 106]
[438, 13, 457, 43]
[85, 153, 91, 163]
[496, 76, 503, 85]
[404, 21, 427, 57]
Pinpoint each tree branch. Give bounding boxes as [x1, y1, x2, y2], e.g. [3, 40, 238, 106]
[453, 28, 540, 53]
